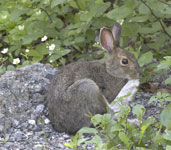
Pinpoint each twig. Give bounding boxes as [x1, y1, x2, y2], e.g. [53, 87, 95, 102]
[74, 0, 81, 10]
[158, 0, 171, 6]
[40, 8, 53, 23]
[140, 0, 171, 39]
[40, 8, 60, 32]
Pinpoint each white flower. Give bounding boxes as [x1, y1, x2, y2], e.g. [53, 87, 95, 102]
[2, 15, 7, 19]
[36, 10, 41, 15]
[18, 25, 24, 30]
[13, 58, 20, 65]
[49, 60, 53, 63]
[44, 118, 50, 124]
[41, 35, 47, 42]
[25, 49, 29, 52]
[117, 19, 124, 25]
[49, 44, 55, 51]
[1, 48, 8, 54]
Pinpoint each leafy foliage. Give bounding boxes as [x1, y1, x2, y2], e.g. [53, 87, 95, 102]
[65, 93, 171, 150]
[0, 0, 170, 75]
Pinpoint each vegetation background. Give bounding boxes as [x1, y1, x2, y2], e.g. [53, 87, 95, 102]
[0, 0, 170, 73]
[0, 0, 171, 149]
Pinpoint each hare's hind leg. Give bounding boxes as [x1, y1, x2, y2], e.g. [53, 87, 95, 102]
[64, 78, 107, 133]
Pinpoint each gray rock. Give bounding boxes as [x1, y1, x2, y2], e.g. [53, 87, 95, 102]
[14, 131, 23, 141]
[35, 104, 45, 115]
[0, 82, 7, 88]
[4, 142, 13, 148]
[12, 119, 20, 128]
[0, 125, 4, 132]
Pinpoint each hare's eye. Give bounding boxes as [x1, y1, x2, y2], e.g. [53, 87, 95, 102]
[121, 58, 128, 65]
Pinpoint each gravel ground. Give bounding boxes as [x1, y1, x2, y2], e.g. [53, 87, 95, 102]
[0, 63, 170, 150]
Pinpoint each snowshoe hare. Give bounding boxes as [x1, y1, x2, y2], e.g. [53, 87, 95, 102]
[47, 22, 142, 134]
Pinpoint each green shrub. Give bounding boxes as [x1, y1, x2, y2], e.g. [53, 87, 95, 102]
[0, 0, 170, 75]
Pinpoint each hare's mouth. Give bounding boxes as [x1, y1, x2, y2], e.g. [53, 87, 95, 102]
[128, 73, 141, 80]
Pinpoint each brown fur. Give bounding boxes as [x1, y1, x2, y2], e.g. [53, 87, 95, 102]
[47, 22, 141, 133]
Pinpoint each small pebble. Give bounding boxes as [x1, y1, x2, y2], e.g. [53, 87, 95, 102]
[44, 118, 50, 124]
[12, 119, 20, 127]
[28, 120, 36, 125]
[35, 104, 45, 114]
[0, 125, 4, 132]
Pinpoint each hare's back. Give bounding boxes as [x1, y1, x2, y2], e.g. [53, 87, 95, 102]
[49, 61, 127, 103]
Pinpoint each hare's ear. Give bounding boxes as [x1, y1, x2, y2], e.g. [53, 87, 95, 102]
[112, 22, 121, 47]
[100, 27, 114, 54]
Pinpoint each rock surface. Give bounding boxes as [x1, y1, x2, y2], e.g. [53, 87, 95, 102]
[0, 63, 169, 149]
[0, 63, 71, 150]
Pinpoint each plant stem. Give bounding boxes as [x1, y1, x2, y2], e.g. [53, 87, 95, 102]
[74, 0, 81, 10]
[158, 0, 171, 6]
[157, 124, 162, 135]
[140, 0, 171, 39]
[40, 8, 53, 23]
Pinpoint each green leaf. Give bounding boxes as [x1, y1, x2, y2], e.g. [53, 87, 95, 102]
[138, 51, 153, 67]
[119, 132, 130, 148]
[89, 2, 110, 18]
[152, 22, 161, 32]
[75, 37, 85, 43]
[2, 136, 9, 143]
[107, 6, 132, 20]
[64, 143, 73, 148]
[54, 48, 71, 59]
[166, 145, 171, 150]
[91, 114, 103, 126]
[10, 7, 30, 21]
[148, 95, 156, 104]
[165, 77, 171, 84]
[86, 29, 96, 43]
[80, 11, 93, 22]
[7, 65, 15, 71]
[147, 43, 161, 51]
[132, 104, 145, 121]
[110, 122, 122, 132]
[36, 43, 49, 55]
[140, 124, 150, 141]
[27, 50, 40, 57]
[157, 56, 171, 71]
[88, 135, 103, 146]
[32, 56, 43, 62]
[79, 127, 98, 135]
[138, 3, 150, 14]
[131, 15, 149, 22]
[122, 23, 140, 36]
[125, 0, 137, 9]
[160, 104, 171, 129]
[136, 147, 151, 150]
[55, 18, 64, 29]
[51, 0, 66, 8]
[138, 27, 157, 34]
[163, 130, 171, 141]
[22, 33, 40, 45]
